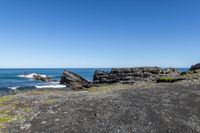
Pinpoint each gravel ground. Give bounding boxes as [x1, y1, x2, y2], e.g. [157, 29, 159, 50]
[1, 81, 200, 133]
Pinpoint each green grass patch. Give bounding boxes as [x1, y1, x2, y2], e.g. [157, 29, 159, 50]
[0, 116, 13, 123]
[0, 124, 5, 129]
[157, 77, 180, 83]
[0, 96, 13, 103]
[88, 86, 110, 94]
[0, 110, 9, 115]
[88, 87, 97, 93]
[23, 107, 32, 113]
[43, 99, 57, 105]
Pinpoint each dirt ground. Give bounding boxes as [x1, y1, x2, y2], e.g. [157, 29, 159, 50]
[1, 81, 200, 133]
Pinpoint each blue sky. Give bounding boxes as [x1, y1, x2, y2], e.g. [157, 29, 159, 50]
[0, 0, 199, 68]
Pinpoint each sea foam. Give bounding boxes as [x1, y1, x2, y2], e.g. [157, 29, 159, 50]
[8, 86, 20, 90]
[18, 73, 47, 79]
[35, 84, 66, 89]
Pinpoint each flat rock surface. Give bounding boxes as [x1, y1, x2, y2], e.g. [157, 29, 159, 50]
[1, 81, 200, 133]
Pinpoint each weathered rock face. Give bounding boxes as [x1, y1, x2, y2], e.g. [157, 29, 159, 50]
[60, 70, 90, 89]
[180, 63, 200, 80]
[190, 63, 200, 71]
[33, 75, 53, 82]
[93, 67, 180, 84]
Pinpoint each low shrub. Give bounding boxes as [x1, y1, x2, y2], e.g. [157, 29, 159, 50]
[157, 77, 180, 83]
[180, 72, 187, 75]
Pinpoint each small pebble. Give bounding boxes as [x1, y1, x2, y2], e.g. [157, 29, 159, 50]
[20, 123, 31, 130]
[47, 110, 56, 114]
[55, 119, 60, 122]
[41, 121, 47, 124]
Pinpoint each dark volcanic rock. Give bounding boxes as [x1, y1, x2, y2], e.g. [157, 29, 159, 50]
[93, 70, 118, 84]
[93, 67, 180, 84]
[190, 63, 200, 71]
[60, 70, 90, 89]
[33, 75, 53, 82]
[4, 82, 200, 133]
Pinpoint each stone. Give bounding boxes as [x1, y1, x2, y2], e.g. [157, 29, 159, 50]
[41, 121, 47, 124]
[20, 123, 31, 130]
[47, 110, 56, 114]
[190, 63, 200, 71]
[54, 119, 60, 122]
[93, 67, 180, 84]
[33, 75, 53, 82]
[60, 70, 90, 89]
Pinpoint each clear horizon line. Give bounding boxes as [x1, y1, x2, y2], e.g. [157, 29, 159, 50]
[0, 66, 190, 69]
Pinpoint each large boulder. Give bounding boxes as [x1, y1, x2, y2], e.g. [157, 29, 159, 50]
[93, 67, 180, 84]
[60, 70, 90, 89]
[93, 70, 118, 84]
[33, 75, 53, 82]
[190, 63, 200, 71]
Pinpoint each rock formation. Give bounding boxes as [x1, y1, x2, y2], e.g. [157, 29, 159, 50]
[60, 63, 200, 89]
[60, 70, 90, 89]
[93, 67, 180, 84]
[179, 63, 200, 81]
[33, 75, 53, 82]
[190, 63, 200, 71]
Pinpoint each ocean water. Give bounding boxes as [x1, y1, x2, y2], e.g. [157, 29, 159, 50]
[0, 68, 111, 92]
[0, 68, 188, 92]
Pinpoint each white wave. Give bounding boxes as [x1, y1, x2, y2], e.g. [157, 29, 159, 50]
[8, 86, 20, 90]
[18, 73, 47, 79]
[35, 84, 66, 89]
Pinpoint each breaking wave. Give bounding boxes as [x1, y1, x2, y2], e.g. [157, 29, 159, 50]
[35, 84, 66, 89]
[17, 73, 47, 79]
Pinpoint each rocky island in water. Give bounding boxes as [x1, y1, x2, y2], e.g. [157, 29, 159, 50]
[1, 63, 200, 132]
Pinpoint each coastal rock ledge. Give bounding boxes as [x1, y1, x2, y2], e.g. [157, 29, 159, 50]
[190, 63, 200, 71]
[60, 70, 90, 89]
[93, 67, 179, 84]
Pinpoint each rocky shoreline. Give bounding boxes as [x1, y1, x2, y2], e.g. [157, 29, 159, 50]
[1, 63, 200, 132]
[93, 67, 180, 84]
[60, 63, 200, 90]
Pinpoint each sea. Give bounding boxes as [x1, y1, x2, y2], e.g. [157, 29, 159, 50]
[0, 68, 111, 92]
[0, 68, 188, 93]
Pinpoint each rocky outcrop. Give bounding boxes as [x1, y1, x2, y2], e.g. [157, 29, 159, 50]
[33, 75, 53, 82]
[60, 70, 90, 89]
[179, 63, 200, 81]
[93, 67, 180, 84]
[190, 63, 200, 71]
